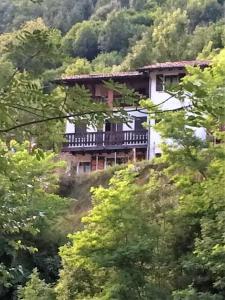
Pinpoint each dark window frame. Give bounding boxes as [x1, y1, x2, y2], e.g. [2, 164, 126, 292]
[156, 73, 185, 92]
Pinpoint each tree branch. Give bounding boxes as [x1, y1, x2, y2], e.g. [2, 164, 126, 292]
[0, 106, 190, 133]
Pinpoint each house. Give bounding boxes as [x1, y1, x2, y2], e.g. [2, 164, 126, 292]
[54, 60, 209, 174]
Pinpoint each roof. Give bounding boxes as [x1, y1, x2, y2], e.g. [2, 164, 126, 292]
[138, 60, 210, 71]
[53, 60, 210, 85]
[54, 71, 144, 84]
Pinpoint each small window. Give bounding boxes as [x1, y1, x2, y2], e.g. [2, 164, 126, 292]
[164, 75, 179, 86]
[79, 162, 91, 173]
[156, 73, 185, 92]
[156, 74, 164, 91]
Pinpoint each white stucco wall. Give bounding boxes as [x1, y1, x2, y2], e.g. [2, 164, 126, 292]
[66, 109, 148, 134]
[66, 120, 75, 134]
[148, 70, 206, 158]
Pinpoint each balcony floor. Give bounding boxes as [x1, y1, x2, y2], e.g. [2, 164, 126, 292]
[62, 143, 147, 153]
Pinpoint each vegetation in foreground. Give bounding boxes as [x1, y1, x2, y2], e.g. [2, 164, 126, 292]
[13, 51, 225, 299]
[1, 0, 225, 299]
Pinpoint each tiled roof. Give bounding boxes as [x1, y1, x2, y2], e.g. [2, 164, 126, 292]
[53, 60, 210, 84]
[54, 71, 143, 83]
[138, 60, 210, 71]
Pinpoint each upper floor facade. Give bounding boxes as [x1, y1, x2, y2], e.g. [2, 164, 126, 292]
[55, 60, 209, 162]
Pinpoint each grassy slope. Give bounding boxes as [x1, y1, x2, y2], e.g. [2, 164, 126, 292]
[58, 161, 161, 233]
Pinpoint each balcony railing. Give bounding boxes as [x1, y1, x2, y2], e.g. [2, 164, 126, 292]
[63, 130, 148, 150]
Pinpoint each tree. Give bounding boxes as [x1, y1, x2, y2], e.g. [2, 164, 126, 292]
[5, 18, 63, 76]
[98, 10, 135, 52]
[18, 269, 56, 300]
[57, 167, 170, 299]
[92, 51, 123, 72]
[141, 48, 225, 297]
[64, 58, 93, 75]
[121, 27, 154, 70]
[0, 19, 131, 149]
[185, 22, 225, 59]
[151, 8, 190, 61]
[187, 0, 223, 30]
[0, 140, 68, 298]
[62, 21, 102, 60]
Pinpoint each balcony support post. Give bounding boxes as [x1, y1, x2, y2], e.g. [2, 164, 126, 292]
[133, 148, 136, 162]
[104, 156, 107, 170]
[96, 155, 99, 171]
[76, 162, 80, 175]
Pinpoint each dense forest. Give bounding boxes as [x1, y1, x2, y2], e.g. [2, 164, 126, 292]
[1, 0, 225, 299]
[1, 0, 225, 75]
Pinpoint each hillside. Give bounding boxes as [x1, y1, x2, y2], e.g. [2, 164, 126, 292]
[2, 1, 225, 299]
[59, 161, 159, 231]
[1, 0, 225, 75]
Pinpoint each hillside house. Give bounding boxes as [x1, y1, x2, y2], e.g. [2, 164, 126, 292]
[55, 60, 209, 174]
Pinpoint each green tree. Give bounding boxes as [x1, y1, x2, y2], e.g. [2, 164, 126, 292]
[187, 0, 223, 30]
[0, 141, 67, 298]
[142, 48, 225, 297]
[121, 27, 154, 70]
[64, 58, 93, 75]
[5, 18, 63, 76]
[92, 51, 123, 72]
[98, 10, 135, 52]
[18, 268, 56, 300]
[152, 8, 190, 61]
[57, 167, 169, 299]
[62, 20, 102, 60]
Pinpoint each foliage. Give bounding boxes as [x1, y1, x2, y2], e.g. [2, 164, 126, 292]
[92, 51, 124, 72]
[63, 58, 93, 76]
[1, 0, 225, 70]
[52, 45, 225, 300]
[18, 268, 56, 300]
[57, 166, 171, 299]
[0, 141, 67, 298]
[62, 21, 102, 60]
[2, 0, 225, 299]
[144, 48, 225, 298]
[0, 18, 133, 149]
[98, 10, 137, 53]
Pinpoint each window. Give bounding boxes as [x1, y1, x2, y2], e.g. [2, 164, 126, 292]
[105, 121, 123, 132]
[164, 75, 180, 86]
[107, 158, 115, 167]
[156, 73, 185, 92]
[79, 162, 91, 173]
[156, 74, 164, 91]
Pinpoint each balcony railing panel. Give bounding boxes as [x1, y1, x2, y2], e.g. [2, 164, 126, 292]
[63, 130, 147, 149]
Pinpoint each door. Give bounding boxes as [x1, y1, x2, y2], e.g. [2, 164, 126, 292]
[134, 117, 147, 145]
[75, 123, 87, 146]
[135, 117, 147, 131]
[105, 121, 123, 145]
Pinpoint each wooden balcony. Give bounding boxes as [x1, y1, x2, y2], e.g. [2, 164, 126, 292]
[63, 130, 148, 152]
